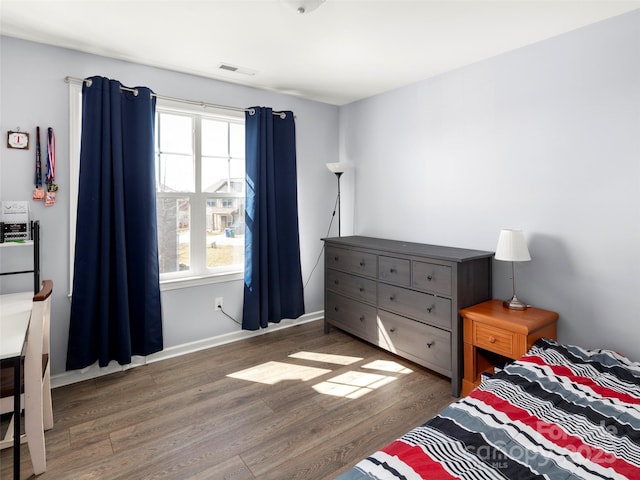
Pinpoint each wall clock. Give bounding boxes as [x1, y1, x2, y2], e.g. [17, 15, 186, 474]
[7, 130, 29, 150]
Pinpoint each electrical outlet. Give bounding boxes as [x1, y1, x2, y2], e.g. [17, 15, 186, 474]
[215, 297, 223, 311]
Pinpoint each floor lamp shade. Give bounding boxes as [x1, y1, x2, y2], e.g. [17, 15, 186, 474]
[326, 163, 350, 237]
[326, 162, 350, 175]
[495, 229, 531, 310]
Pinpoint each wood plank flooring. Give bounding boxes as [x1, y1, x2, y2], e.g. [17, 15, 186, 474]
[1, 320, 455, 480]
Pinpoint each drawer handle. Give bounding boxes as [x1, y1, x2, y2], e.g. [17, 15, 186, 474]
[359, 287, 364, 292]
[389, 295, 396, 301]
[389, 327, 396, 333]
[426, 274, 433, 281]
[426, 305, 434, 313]
[334, 279, 339, 285]
[359, 315, 365, 322]
[334, 256, 339, 261]
[488, 336, 496, 343]
[389, 268, 396, 273]
[359, 261, 365, 267]
[426, 341, 434, 348]
[334, 306, 339, 312]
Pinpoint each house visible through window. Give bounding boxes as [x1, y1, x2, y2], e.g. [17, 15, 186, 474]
[155, 102, 245, 280]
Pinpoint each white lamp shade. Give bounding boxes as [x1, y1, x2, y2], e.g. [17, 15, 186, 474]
[326, 162, 350, 174]
[495, 229, 531, 262]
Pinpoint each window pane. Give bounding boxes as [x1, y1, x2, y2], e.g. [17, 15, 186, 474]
[229, 158, 244, 188]
[206, 196, 245, 269]
[159, 113, 192, 154]
[229, 122, 245, 158]
[202, 119, 228, 157]
[156, 103, 245, 279]
[201, 156, 228, 193]
[157, 153, 194, 192]
[157, 198, 190, 274]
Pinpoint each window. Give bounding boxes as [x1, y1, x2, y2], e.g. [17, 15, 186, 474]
[69, 84, 244, 292]
[155, 101, 245, 282]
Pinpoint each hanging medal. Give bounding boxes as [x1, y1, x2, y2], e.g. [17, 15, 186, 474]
[32, 126, 45, 200]
[45, 127, 57, 206]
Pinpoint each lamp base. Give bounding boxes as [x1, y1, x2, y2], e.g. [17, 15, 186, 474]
[503, 295, 528, 310]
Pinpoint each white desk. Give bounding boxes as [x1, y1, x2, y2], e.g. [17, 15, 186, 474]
[0, 291, 32, 480]
[1, 291, 33, 359]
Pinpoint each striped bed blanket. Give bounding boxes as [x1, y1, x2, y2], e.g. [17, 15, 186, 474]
[337, 338, 640, 480]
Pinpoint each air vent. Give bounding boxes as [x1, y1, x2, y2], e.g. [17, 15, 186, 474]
[217, 63, 258, 76]
[218, 64, 238, 72]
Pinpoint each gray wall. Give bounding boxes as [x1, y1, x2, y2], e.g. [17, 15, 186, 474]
[2, 8, 639, 380]
[0, 36, 339, 377]
[339, 10, 640, 359]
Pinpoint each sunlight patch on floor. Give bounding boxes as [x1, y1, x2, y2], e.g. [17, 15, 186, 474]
[227, 361, 331, 385]
[226, 352, 410, 398]
[312, 371, 397, 399]
[289, 351, 362, 365]
[362, 359, 413, 374]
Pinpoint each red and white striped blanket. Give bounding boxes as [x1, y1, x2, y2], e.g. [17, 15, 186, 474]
[337, 338, 640, 480]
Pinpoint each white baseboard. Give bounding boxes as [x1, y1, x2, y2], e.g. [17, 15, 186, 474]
[52, 310, 323, 389]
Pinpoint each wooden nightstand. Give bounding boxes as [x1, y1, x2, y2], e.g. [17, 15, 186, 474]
[460, 299, 558, 396]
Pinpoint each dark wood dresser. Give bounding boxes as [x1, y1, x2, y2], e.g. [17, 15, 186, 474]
[323, 235, 492, 397]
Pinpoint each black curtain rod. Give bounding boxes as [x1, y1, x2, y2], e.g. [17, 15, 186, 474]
[64, 76, 287, 118]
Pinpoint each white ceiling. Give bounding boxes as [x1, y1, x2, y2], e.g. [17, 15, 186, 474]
[1, 0, 639, 105]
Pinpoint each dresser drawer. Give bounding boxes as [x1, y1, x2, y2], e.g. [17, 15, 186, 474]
[412, 261, 451, 296]
[349, 251, 377, 278]
[378, 310, 451, 374]
[326, 269, 376, 305]
[326, 291, 378, 341]
[325, 246, 377, 278]
[473, 323, 519, 358]
[378, 256, 410, 286]
[378, 283, 451, 330]
[326, 246, 351, 273]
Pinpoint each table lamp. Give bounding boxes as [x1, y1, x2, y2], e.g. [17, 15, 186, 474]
[495, 228, 531, 310]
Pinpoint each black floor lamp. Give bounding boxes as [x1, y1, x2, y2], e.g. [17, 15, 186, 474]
[326, 162, 349, 237]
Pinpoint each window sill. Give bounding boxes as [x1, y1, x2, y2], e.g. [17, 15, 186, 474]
[160, 271, 244, 291]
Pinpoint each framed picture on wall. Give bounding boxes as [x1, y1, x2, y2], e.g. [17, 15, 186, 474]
[7, 130, 30, 150]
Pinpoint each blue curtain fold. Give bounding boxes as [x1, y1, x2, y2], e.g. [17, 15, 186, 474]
[243, 107, 305, 330]
[67, 76, 163, 370]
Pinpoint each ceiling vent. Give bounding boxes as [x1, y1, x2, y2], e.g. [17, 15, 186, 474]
[217, 63, 258, 76]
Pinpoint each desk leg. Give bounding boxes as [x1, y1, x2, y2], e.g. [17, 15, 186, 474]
[13, 357, 20, 480]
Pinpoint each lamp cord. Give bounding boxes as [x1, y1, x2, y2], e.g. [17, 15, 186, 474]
[216, 192, 338, 327]
[219, 306, 241, 326]
[303, 190, 339, 290]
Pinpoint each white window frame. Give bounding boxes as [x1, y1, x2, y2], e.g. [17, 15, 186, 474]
[68, 82, 82, 296]
[155, 98, 245, 288]
[68, 85, 244, 294]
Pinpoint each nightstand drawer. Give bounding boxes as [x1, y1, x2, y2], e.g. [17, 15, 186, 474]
[378, 256, 410, 286]
[326, 269, 376, 304]
[412, 261, 451, 296]
[473, 323, 518, 358]
[326, 291, 378, 341]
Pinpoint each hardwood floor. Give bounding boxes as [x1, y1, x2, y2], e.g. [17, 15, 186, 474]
[1, 320, 455, 480]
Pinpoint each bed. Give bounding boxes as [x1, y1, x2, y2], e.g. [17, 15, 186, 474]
[337, 338, 640, 480]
